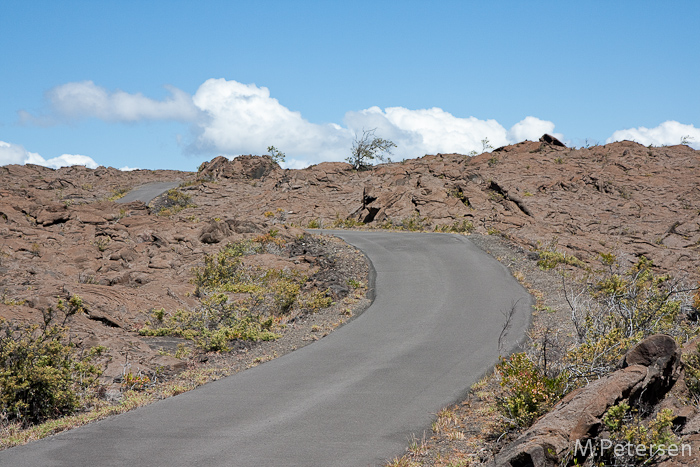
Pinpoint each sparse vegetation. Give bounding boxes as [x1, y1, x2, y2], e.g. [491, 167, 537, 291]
[566, 402, 680, 466]
[331, 215, 365, 229]
[0, 296, 104, 426]
[93, 236, 111, 252]
[300, 290, 333, 312]
[434, 219, 474, 234]
[139, 235, 334, 352]
[29, 243, 41, 257]
[680, 135, 694, 146]
[107, 187, 128, 201]
[489, 252, 698, 439]
[535, 242, 586, 270]
[377, 213, 429, 231]
[140, 238, 306, 350]
[562, 255, 696, 384]
[157, 189, 195, 217]
[1, 290, 25, 306]
[0, 363, 232, 450]
[267, 146, 286, 166]
[495, 352, 566, 429]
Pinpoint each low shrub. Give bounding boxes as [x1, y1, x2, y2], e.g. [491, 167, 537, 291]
[331, 216, 364, 229]
[495, 352, 566, 429]
[434, 220, 474, 234]
[0, 296, 104, 426]
[578, 402, 680, 465]
[157, 189, 195, 217]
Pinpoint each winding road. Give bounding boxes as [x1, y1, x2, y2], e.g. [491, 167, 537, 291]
[0, 230, 531, 467]
[116, 181, 182, 204]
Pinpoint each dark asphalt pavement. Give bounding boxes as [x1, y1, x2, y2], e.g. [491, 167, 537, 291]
[0, 231, 531, 467]
[115, 181, 182, 204]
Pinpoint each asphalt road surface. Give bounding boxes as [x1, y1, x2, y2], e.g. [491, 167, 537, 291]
[0, 230, 531, 467]
[115, 181, 182, 204]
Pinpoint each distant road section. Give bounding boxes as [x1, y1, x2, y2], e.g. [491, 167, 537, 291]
[0, 231, 531, 467]
[116, 181, 181, 204]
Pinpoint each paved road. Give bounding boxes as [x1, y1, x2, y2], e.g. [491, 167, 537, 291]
[0, 231, 531, 467]
[116, 181, 181, 204]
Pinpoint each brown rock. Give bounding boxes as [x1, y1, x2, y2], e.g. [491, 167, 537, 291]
[36, 204, 71, 225]
[199, 219, 233, 243]
[622, 334, 678, 368]
[197, 155, 279, 180]
[494, 335, 682, 467]
[539, 134, 566, 147]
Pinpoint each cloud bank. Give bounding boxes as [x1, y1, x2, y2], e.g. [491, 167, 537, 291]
[607, 121, 700, 149]
[21, 81, 199, 124]
[21, 79, 562, 167]
[16, 78, 697, 169]
[0, 141, 99, 169]
[187, 79, 563, 166]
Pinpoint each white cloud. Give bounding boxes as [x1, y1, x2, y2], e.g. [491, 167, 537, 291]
[119, 166, 141, 171]
[0, 141, 99, 169]
[507, 116, 563, 143]
[189, 78, 350, 160]
[43, 154, 99, 169]
[0, 141, 32, 165]
[607, 121, 700, 149]
[188, 78, 561, 165]
[26, 81, 199, 123]
[343, 108, 560, 161]
[22, 78, 566, 167]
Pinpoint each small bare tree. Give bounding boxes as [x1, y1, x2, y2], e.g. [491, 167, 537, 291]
[347, 128, 396, 170]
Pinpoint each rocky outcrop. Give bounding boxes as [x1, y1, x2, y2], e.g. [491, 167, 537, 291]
[197, 155, 279, 180]
[182, 143, 700, 283]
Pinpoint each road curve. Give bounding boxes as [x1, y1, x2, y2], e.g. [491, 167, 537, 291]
[116, 181, 182, 204]
[0, 231, 531, 467]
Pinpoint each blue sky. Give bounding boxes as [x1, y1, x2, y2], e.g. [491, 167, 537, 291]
[1, 0, 699, 171]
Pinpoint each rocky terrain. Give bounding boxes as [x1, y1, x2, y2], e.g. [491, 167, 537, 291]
[1, 136, 699, 462]
[193, 137, 699, 280]
[0, 163, 369, 387]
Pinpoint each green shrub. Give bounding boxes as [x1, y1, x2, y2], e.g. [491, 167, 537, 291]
[536, 249, 586, 270]
[300, 290, 333, 312]
[346, 128, 396, 170]
[589, 402, 680, 465]
[139, 304, 279, 352]
[683, 343, 700, 402]
[0, 296, 103, 425]
[495, 352, 566, 428]
[107, 187, 128, 201]
[157, 189, 195, 216]
[266, 146, 285, 165]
